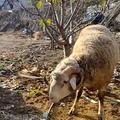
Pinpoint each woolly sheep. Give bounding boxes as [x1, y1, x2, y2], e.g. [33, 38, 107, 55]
[49, 25, 119, 120]
[33, 31, 44, 41]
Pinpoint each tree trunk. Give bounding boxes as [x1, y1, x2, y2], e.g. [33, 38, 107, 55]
[63, 43, 71, 58]
[50, 39, 55, 50]
[69, 0, 74, 45]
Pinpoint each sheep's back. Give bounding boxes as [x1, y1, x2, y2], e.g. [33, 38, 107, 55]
[71, 25, 119, 90]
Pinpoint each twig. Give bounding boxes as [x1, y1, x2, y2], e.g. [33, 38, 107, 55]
[16, 0, 38, 16]
[66, 20, 91, 39]
[18, 73, 41, 79]
[101, 1, 120, 27]
[50, 0, 67, 43]
[105, 91, 120, 100]
[0, 0, 7, 10]
[64, 0, 82, 30]
[81, 94, 97, 104]
[105, 96, 120, 103]
[49, 0, 59, 25]
[60, 0, 65, 26]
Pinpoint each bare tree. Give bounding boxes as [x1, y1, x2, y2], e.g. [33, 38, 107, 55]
[17, 0, 86, 57]
[17, 0, 120, 57]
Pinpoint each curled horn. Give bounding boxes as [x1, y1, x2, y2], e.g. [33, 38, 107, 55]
[62, 66, 80, 75]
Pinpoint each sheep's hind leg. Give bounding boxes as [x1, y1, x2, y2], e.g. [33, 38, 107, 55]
[68, 87, 83, 115]
[98, 90, 105, 120]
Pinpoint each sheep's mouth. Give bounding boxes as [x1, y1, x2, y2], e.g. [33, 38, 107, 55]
[57, 91, 77, 103]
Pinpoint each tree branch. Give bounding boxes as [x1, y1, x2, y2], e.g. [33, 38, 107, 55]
[16, 0, 38, 16]
[50, 25, 60, 35]
[0, 0, 7, 10]
[73, 1, 86, 22]
[50, 0, 68, 43]
[44, 5, 51, 19]
[67, 26, 82, 39]
[32, 1, 64, 45]
[64, 0, 82, 30]
[45, 27, 61, 45]
[18, 0, 64, 45]
[50, 0, 60, 26]
[101, 1, 120, 27]
[67, 19, 91, 39]
[60, 0, 65, 26]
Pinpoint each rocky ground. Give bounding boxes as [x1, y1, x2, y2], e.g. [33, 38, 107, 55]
[0, 31, 120, 120]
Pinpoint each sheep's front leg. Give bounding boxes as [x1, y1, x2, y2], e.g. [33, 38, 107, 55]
[68, 87, 83, 115]
[98, 90, 105, 120]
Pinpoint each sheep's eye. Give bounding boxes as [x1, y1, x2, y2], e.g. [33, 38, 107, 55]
[63, 81, 67, 84]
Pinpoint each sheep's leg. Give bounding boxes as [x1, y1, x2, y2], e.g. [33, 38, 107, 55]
[98, 90, 105, 120]
[68, 87, 83, 115]
[68, 90, 79, 115]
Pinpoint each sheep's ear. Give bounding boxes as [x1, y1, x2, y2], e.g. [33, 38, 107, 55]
[69, 77, 76, 90]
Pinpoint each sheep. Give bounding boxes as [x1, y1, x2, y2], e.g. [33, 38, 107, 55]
[49, 24, 119, 120]
[33, 31, 44, 41]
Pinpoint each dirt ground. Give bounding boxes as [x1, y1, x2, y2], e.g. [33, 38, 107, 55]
[0, 32, 120, 120]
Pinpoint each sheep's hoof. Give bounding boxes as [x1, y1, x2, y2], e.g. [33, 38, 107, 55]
[68, 108, 75, 115]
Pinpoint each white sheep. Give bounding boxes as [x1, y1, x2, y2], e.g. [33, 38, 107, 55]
[49, 25, 119, 120]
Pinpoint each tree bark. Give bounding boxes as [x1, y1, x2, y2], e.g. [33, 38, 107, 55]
[63, 43, 71, 58]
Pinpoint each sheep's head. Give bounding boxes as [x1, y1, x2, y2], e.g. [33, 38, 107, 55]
[49, 58, 84, 103]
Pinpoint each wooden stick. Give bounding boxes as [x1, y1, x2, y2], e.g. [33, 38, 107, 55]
[18, 73, 41, 79]
[81, 94, 97, 104]
[105, 96, 120, 103]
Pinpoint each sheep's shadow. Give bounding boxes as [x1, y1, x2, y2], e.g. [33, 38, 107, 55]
[0, 87, 42, 120]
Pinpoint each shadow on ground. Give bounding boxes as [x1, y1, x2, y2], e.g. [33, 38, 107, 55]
[0, 87, 42, 120]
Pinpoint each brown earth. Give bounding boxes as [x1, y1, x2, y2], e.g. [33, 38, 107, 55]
[0, 32, 120, 120]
